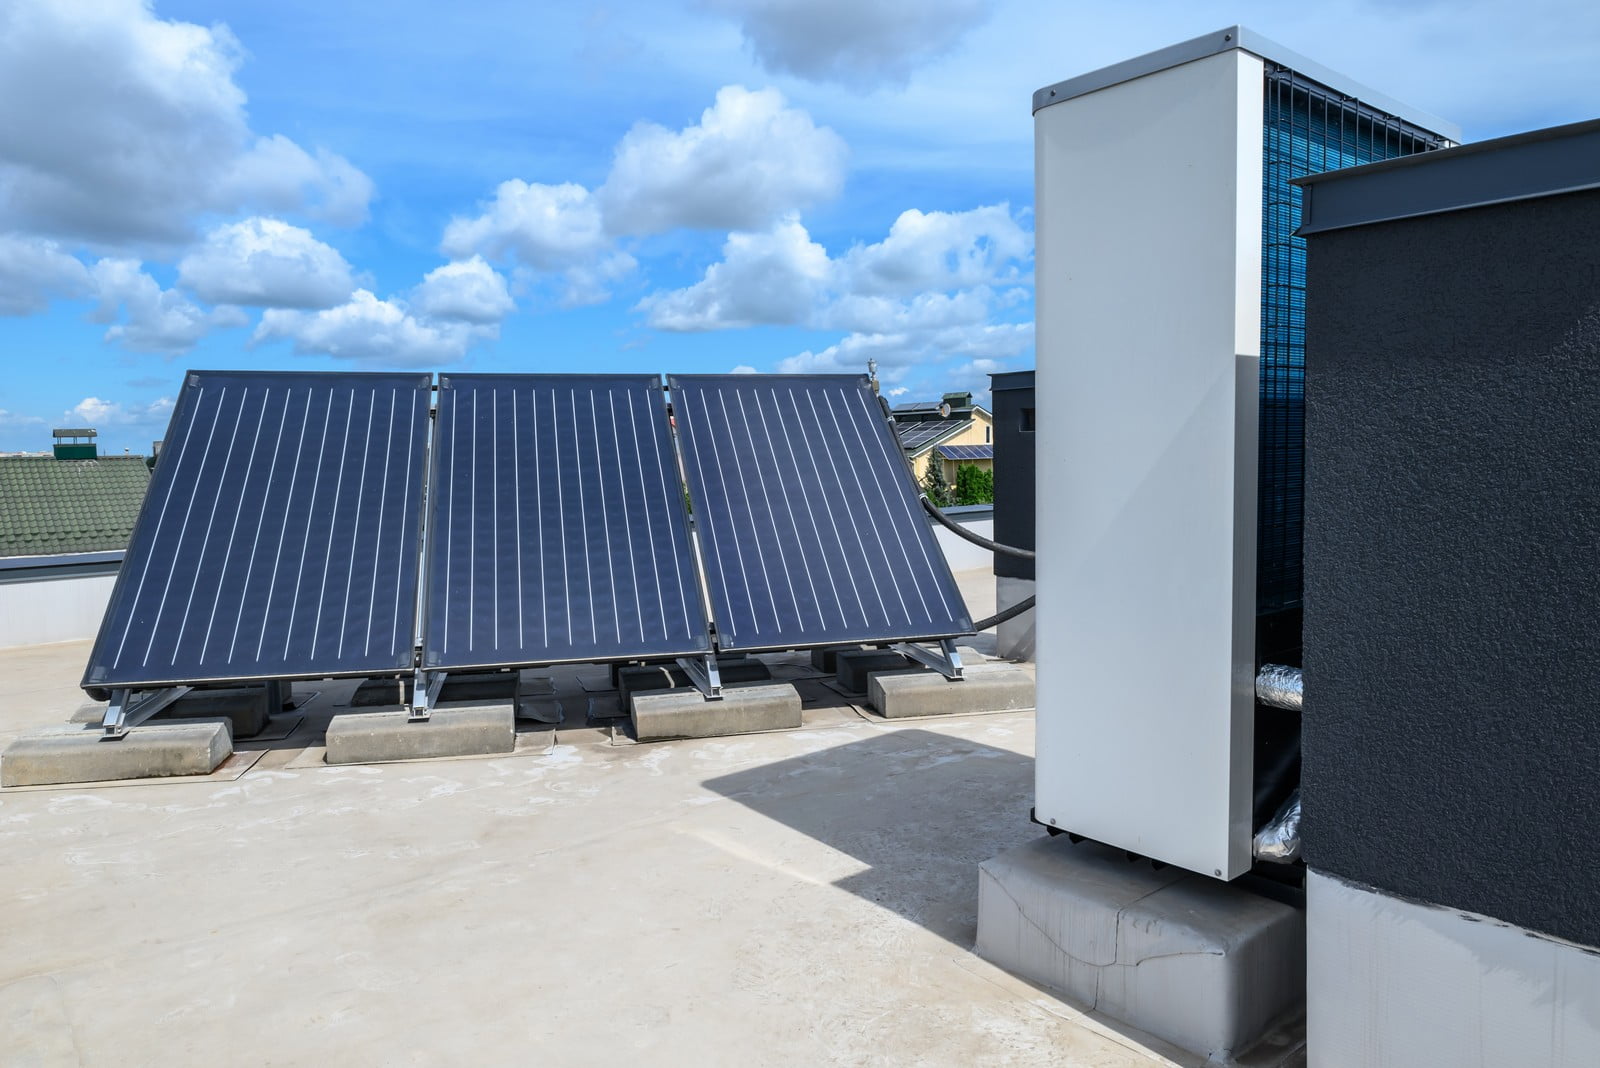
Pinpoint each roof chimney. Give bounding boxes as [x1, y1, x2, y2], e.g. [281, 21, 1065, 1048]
[52, 428, 97, 461]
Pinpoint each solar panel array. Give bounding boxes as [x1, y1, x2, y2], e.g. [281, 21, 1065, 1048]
[87, 369, 972, 692]
[936, 444, 994, 461]
[895, 419, 965, 450]
[671, 374, 973, 652]
[84, 371, 431, 689]
[421, 375, 710, 670]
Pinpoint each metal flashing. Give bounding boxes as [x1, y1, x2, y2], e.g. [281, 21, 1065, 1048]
[1294, 117, 1600, 235]
[1032, 25, 1460, 142]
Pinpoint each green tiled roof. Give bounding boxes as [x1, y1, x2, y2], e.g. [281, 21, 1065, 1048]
[0, 454, 152, 558]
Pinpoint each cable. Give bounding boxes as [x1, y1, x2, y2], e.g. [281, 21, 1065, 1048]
[971, 594, 1035, 632]
[919, 495, 1036, 560]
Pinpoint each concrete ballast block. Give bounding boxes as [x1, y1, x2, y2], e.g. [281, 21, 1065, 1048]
[834, 649, 914, 693]
[809, 645, 862, 673]
[631, 683, 801, 741]
[618, 660, 772, 703]
[868, 663, 1034, 718]
[324, 705, 515, 765]
[976, 836, 1305, 1061]
[160, 686, 273, 737]
[3, 721, 233, 787]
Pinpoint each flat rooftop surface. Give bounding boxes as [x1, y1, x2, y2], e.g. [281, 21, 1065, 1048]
[0, 573, 1191, 1065]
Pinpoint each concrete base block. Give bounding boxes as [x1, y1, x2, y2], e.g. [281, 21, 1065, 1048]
[976, 836, 1304, 1061]
[160, 686, 273, 738]
[3, 721, 232, 787]
[809, 645, 862, 672]
[631, 682, 801, 741]
[617, 660, 772, 703]
[834, 649, 913, 693]
[70, 701, 106, 725]
[869, 663, 1034, 718]
[324, 705, 515, 765]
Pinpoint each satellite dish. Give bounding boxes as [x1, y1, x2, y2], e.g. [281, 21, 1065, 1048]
[938, 402, 952, 418]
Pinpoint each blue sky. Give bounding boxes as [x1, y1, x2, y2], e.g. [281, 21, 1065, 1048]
[1, 0, 1596, 454]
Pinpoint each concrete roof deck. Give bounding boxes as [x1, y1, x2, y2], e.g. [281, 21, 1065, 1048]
[0, 572, 1195, 1065]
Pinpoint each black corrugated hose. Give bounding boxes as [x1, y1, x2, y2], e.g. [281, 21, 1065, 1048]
[919, 495, 1037, 631]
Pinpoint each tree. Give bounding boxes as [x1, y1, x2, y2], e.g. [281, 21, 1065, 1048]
[922, 454, 952, 507]
[954, 463, 994, 506]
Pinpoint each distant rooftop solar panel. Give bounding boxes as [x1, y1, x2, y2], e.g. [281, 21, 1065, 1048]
[895, 419, 965, 450]
[671, 374, 973, 652]
[893, 401, 942, 413]
[421, 375, 711, 670]
[83, 371, 431, 690]
[936, 444, 994, 461]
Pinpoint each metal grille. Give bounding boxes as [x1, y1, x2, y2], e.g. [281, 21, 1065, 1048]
[1258, 68, 1448, 615]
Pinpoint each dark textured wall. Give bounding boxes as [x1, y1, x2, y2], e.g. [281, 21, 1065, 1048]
[991, 379, 1035, 580]
[1303, 189, 1600, 948]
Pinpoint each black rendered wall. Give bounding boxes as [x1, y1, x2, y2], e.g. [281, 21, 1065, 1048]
[1302, 189, 1600, 948]
[991, 375, 1035, 581]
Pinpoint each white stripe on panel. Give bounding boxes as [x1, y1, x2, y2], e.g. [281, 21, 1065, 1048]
[753, 389, 823, 629]
[513, 387, 524, 648]
[115, 386, 205, 668]
[551, 388, 570, 644]
[339, 387, 378, 658]
[735, 388, 798, 632]
[534, 389, 549, 647]
[838, 388, 931, 622]
[468, 387, 478, 653]
[627, 390, 668, 641]
[284, 388, 336, 660]
[806, 388, 891, 626]
[856, 387, 956, 617]
[444, 387, 458, 654]
[698, 388, 757, 635]
[718, 389, 779, 633]
[202, 387, 270, 663]
[309, 389, 356, 658]
[144, 387, 228, 667]
[791, 387, 868, 627]
[258, 389, 315, 661]
[171, 386, 248, 664]
[492, 387, 500, 651]
[231, 388, 291, 662]
[823, 389, 910, 622]
[769, 387, 844, 628]
[573, 389, 595, 644]
[610, 390, 644, 643]
[590, 390, 619, 642]
[365, 388, 396, 658]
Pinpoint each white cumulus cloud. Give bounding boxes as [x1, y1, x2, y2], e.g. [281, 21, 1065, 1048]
[840, 204, 1031, 297]
[0, 0, 372, 247]
[89, 259, 247, 355]
[253, 289, 490, 367]
[703, 0, 995, 88]
[412, 257, 515, 323]
[0, 234, 92, 315]
[636, 218, 831, 330]
[66, 395, 174, 428]
[599, 86, 847, 236]
[177, 217, 355, 309]
[441, 181, 608, 270]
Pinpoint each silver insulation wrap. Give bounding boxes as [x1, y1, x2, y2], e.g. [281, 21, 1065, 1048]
[1253, 790, 1302, 864]
[1256, 663, 1303, 711]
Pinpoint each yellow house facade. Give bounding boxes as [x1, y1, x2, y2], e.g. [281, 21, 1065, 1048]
[892, 394, 995, 484]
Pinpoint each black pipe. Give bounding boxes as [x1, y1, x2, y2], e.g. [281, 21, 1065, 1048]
[972, 595, 1035, 632]
[920, 496, 1036, 560]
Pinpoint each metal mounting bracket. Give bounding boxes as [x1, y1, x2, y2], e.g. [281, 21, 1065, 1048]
[409, 669, 447, 721]
[676, 654, 724, 700]
[893, 638, 965, 680]
[101, 685, 191, 738]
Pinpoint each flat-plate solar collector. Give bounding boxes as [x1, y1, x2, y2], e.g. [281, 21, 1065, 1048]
[420, 375, 711, 670]
[83, 371, 431, 690]
[670, 374, 973, 652]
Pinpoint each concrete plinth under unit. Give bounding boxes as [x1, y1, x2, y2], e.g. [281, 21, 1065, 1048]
[324, 704, 515, 765]
[868, 663, 1034, 718]
[2, 721, 233, 787]
[809, 645, 862, 673]
[159, 686, 274, 738]
[834, 649, 913, 693]
[976, 836, 1304, 1062]
[631, 682, 801, 741]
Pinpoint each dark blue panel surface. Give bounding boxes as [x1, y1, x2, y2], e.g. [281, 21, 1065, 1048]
[84, 371, 431, 689]
[422, 375, 711, 670]
[671, 374, 973, 652]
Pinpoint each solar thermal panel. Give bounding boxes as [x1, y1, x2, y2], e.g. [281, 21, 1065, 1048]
[670, 374, 973, 652]
[83, 371, 431, 691]
[421, 374, 711, 670]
